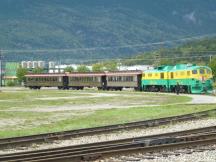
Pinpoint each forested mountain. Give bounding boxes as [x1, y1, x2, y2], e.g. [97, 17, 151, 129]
[1, 0, 216, 62]
[123, 38, 216, 66]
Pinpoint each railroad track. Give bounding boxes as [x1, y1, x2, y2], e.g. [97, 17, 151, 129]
[0, 108, 215, 150]
[0, 126, 216, 162]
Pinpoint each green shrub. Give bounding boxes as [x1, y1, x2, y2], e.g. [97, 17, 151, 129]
[214, 82, 216, 88]
[6, 81, 16, 87]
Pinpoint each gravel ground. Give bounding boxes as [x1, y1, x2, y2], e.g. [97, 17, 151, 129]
[186, 94, 216, 104]
[1, 93, 215, 113]
[104, 145, 216, 162]
[1, 118, 216, 155]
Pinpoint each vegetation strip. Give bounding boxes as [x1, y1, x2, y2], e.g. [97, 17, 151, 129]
[0, 126, 215, 162]
[0, 108, 215, 150]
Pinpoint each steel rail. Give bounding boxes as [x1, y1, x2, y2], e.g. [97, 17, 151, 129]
[0, 126, 215, 162]
[0, 108, 215, 150]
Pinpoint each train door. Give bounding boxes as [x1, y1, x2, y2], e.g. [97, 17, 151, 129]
[137, 74, 142, 91]
[101, 75, 107, 90]
[63, 76, 69, 88]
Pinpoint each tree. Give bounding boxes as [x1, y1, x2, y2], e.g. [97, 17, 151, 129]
[92, 63, 104, 72]
[160, 59, 173, 66]
[77, 65, 91, 72]
[32, 68, 44, 74]
[16, 67, 28, 83]
[209, 57, 216, 79]
[64, 66, 74, 73]
[104, 62, 118, 71]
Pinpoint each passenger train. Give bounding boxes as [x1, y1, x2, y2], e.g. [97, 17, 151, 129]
[25, 64, 214, 94]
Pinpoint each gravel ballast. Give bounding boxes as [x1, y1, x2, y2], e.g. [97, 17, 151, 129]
[0, 118, 216, 156]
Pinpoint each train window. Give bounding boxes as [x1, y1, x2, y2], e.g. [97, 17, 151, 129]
[59, 77, 62, 82]
[125, 76, 133, 82]
[180, 72, 184, 76]
[114, 77, 117, 82]
[199, 69, 205, 74]
[171, 72, 174, 79]
[143, 73, 145, 77]
[192, 70, 197, 74]
[207, 69, 211, 74]
[117, 76, 122, 81]
[148, 73, 152, 77]
[155, 73, 158, 77]
[187, 71, 190, 76]
[160, 73, 164, 79]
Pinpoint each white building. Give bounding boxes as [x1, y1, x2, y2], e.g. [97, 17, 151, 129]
[22, 61, 45, 69]
[48, 64, 92, 73]
[27, 61, 33, 69]
[48, 61, 55, 69]
[21, 61, 28, 68]
[32, 61, 39, 68]
[38, 61, 45, 68]
[119, 65, 153, 71]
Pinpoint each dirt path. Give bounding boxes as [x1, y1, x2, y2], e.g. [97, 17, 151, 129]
[185, 94, 216, 104]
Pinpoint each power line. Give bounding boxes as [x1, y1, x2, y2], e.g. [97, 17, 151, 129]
[80, 54, 216, 63]
[1, 34, 216, 54]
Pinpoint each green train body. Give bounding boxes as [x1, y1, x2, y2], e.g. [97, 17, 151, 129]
[142, 64, 213, 94]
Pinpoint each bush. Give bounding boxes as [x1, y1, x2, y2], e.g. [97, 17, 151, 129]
[6, 81, 16, 87]
[213, 82, 216, 88]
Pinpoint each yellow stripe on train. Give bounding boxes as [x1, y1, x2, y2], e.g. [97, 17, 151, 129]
[142, 69, 213, 80]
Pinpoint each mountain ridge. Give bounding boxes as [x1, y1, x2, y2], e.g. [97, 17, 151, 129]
[1, 0, 216, 62]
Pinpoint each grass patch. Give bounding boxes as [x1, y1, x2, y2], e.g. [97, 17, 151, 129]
[0, 104, 215, 138]
[0, 89, 191, 110]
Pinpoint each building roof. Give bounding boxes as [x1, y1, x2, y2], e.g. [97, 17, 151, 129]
[66, 72, 105, 77]
[3, 76, 18, 79]
[105, 71, 142, 76]
[25, 73, 66, 77]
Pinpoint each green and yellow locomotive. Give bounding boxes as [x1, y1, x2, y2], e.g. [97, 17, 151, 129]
[142, 64, 213, 94]
[25, 64, 214, 94]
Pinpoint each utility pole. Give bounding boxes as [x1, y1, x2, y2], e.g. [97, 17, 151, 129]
[210, 55, 212, 63]
[154, 53, 160, 67]
[0, 49, 2, 87]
